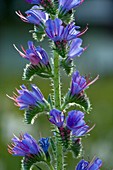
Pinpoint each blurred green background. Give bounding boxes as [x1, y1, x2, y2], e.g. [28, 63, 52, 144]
[0, 0, 113, 169]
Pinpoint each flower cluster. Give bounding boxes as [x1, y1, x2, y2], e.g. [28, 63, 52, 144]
[7, 0, 104, 169]
[49, 109, 89, 145]
[14, 41, 50, 66]
[8, 133, 50, 169]
[16, 5, 48, 26]
[8, 133, 42, 156]
[7, 84, 49, 124]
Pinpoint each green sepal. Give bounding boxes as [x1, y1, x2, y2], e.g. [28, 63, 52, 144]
[24, 102, 50, 124]
[23, 63, 53, 81]
[53, 0, 58, 10]
[58, 9, 75, 24]
[70, 138, 82, 158]
[54, 42, 67, 58]
[61, 59, 74, 75]
[21, 153, 45, 170]
[63, 92, 91, 112]
[41, 1, 56, 15]
[29, 25, 45, 42]
[52, 128, 70, 152]
[45, 152, 51, 163]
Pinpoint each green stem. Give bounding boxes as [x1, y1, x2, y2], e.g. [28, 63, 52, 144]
[53, 51, 61, 109]
[53, 51, 64, 170]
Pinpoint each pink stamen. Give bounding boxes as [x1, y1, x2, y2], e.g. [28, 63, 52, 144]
[13, 44, 26, 58]
[15, 11, 28, 23]
[77, 25, 88, 37]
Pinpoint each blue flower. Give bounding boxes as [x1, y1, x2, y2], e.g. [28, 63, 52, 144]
[66, 110, 89, 137]
[16, 6, 48, 26]
[66, 110, 85, 129]
[70, 70, 99, 96]
[58, 0, 84, 15]
[76, 157, 102, 170]
[8, 84, 46, 110]
[14, 41, 49, 66]
[39, 137, 49, 153]
[68, 38, 86, 60]
[8, 133, 41, 156]
[49, 109, 65, 128]
[46, 18, 80, 42]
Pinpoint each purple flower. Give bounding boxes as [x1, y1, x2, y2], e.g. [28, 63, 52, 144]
[25, 0, 41, 4]
[14, 41, 49, 66]
[68, 38, 86, 60]
[8, 133, 41, 156]
[70, 70, 99, 96]
[49, 109, 65, 127]
[76, 157, 102, 170]
[58, 0, 84, 15]
[49, 109, 89, 137]
[16, 5, 48, 26]
[39, 137, 49, 153]
[66, 110, 85, 129]
[45, 18, 80, 42]
[8, 84, 45, 110]
[66, 110, 89, 136]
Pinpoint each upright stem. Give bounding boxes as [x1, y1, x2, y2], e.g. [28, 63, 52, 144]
[53, 51, 63, 170]
[53, 51, 61, 109]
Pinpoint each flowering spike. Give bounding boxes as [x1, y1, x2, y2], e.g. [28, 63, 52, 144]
[14, 41, 53, 80]
[7, 84, 50, 124]
[49, 109, 90, 150]
[46, 19, 82, 57]
[8, 133, 46, 170]
[63, 70, 99, 112]
[16, 6, 48, 27]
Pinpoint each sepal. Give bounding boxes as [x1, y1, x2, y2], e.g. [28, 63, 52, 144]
[70, 138, 82, 158]
[24, 101, 50, 124]
[21, 153, 45, 170]
[61, 59, 74, 75]
[30, 25, 45, 42]
[63, 92, 91, 112]
[23, 63, 53, 81]
[58, 10, 75, 24]
[54, 41, 67, 58]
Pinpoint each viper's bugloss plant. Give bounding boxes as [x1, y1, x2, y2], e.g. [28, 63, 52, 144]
[7, 0, 104, 169]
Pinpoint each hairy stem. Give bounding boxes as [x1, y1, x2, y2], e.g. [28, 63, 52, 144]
[53, 51, 64, 170]
[53, 51, 61, 109]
